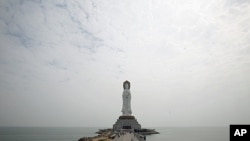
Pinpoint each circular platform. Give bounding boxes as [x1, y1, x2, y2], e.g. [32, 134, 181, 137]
[119, 115, 135, 119]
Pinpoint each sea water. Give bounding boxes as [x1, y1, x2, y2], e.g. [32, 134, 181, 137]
[0, 127, 228, 141]
[147, 127, 228, 141]
[0, 127, 99, 141]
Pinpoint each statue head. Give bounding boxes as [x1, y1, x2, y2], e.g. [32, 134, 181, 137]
[123, 80, 130, 90]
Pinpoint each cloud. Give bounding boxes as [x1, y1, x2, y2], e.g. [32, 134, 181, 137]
[0, 0, 250, 127]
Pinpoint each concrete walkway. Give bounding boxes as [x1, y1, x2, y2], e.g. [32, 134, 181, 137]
[113, 132, 142, 141]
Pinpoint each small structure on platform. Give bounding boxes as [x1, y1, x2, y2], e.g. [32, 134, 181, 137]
[113, 115, 141, 131]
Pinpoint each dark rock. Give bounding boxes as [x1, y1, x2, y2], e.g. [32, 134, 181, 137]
[78, 137, 92, 141]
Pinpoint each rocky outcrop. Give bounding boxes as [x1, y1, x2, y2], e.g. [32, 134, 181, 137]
[78, 137, 93, 141]
[137, 128, 160, 135]
[79, 129, 113, 141]
[95, 128, 112, 134]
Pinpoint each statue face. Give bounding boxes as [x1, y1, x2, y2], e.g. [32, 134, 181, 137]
[124, 83, 129, 89]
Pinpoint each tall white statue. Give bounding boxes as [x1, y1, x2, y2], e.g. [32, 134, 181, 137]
[122, 80, 132, 115]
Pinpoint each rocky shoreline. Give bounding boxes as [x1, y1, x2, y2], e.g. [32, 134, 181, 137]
[96, 128, 159, 135]
[78, 129, 113, 141]
[78, 128, 159, 141]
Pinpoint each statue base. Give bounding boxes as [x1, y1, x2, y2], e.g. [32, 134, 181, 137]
[113, 115, 141, 131]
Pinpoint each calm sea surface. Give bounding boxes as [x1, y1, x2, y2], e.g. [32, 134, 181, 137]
[0, 127, 228, 141]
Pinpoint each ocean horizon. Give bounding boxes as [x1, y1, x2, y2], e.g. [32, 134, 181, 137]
[0, 126, 228, 141]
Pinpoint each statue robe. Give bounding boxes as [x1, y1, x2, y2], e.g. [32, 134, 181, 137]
[122, 89, 132, 115]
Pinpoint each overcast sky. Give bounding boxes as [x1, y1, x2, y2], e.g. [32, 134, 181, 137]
[0, 0, 250, 127]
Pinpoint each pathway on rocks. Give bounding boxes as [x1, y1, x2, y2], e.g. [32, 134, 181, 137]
[113, 132, 141, 141]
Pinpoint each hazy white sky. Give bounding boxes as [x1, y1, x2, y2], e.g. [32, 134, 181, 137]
[0, 0, 250, 127]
